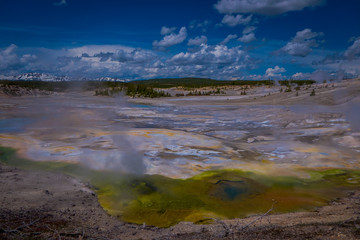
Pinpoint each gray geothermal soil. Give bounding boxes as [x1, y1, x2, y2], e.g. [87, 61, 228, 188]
[1, 79, 360, 239]
[1, 163, 360, 240]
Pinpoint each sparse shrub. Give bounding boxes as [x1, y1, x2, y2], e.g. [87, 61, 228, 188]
[310, 89, 316, 96]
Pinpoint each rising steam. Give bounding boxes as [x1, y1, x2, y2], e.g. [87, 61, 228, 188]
[19, 91, 146, 175]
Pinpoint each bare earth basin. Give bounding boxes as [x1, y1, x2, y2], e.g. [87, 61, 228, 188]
[1, 79, 360, 239]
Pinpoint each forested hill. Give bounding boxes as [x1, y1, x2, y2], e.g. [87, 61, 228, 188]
[131, 78, 276, 88]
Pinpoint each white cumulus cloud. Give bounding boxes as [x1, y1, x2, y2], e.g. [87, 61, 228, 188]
[292, 72, 310, 80]
[153, 27, 188, 50]
[242, 26, 257, 34]
[238, 32, 256, 43]
[214, 0, 325, 15]
[160, 26, 176, 35]
[0, 44, 40, 73]
[279, 28, 323, 57]
[169, 44, 247, 66]
[20, 54, 37, 63]
[165, 43, 255, 79]
[238, 25, 257, 43]
[221, 14, 252, 27]
[67, 45, 134, 57]
[265, 65, 286, 77]
[344, 38, 360, 60]
[0, 44, 19, 70]
[220, 34, 238, 45]
[187, 36, 208, 46]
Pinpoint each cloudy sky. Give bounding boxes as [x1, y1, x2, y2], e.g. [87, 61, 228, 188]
[0, 0, 359, 80]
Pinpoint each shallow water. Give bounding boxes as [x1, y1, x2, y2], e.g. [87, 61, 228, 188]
[0, 117, 32, 133]
[1, 93, 359, 177]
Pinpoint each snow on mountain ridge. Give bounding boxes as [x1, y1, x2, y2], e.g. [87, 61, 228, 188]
[0, 73, 128, 82]
[0, 73, 69, 81]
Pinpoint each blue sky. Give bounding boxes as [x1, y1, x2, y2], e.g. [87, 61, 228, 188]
[0, 0, 359, 80]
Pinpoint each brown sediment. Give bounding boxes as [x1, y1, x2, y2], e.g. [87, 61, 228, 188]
[1, 163, 360, 240]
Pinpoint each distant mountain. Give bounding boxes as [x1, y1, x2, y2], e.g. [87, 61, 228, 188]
[95, 77, 128, 82]
[0, 73, 70, 82]
[0, 73, 130, 82]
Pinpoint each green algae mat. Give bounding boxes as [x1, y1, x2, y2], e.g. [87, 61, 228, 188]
[1, 146, 360, 227]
